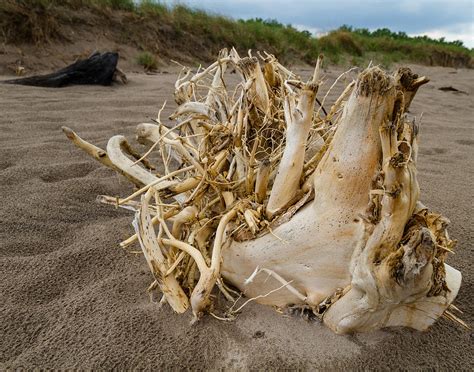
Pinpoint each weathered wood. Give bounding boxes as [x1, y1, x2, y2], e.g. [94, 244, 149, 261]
[3, 51, 123, 87]
[63, 49, 462, 333]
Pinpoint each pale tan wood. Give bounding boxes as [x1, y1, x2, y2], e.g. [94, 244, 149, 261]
[63, 51, 462, 333]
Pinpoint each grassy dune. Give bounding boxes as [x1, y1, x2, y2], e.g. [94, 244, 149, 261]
[1, 0, 472, 68]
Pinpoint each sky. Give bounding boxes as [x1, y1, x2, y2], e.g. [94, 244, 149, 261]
[163, 0, 474, 48]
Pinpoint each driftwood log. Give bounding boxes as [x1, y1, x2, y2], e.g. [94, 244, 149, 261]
[63, 49, 464, 333]
[3, 51, 126, 87]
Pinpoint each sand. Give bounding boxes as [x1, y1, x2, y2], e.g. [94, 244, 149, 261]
[1, 65, 473, 370]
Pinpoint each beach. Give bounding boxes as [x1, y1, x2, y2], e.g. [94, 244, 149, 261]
[1, 65, 472, 369]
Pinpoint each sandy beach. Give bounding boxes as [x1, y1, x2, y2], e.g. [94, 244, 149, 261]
[1, 65, 472, 369]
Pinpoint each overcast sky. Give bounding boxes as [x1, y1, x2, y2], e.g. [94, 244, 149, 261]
[163, 0, 474, 48]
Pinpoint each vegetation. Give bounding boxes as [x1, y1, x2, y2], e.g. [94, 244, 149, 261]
[136, 51, 158, 71]
[0, 0, 472, 68]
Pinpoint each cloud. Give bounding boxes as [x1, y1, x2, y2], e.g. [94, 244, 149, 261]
[410, 22, 474, 48]
[293, 25, 323, 37]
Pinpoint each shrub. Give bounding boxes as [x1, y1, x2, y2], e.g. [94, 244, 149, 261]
[136, 51, 158, 71]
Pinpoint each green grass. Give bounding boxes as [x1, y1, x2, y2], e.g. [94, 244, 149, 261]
[136, 51, 158, 71]
[1, 0, 472, 68]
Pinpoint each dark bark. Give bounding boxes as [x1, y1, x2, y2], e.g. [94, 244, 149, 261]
[3, 52, 119, 87]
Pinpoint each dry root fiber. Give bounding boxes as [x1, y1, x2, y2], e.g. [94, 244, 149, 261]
[63, 48, 464, 333]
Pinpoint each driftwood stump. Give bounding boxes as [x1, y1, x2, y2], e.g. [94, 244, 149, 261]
[62, 49, 464, 333]
[3, 51, 126, 87]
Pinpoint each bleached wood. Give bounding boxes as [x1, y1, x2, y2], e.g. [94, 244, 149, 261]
[63, 52, 462, 333]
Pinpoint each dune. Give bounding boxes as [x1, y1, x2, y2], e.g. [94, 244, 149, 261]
[0, 65, 472, 369]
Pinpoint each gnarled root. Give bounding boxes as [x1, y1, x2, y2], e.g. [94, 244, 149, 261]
[162, 206, 238, 320]
[134, 189, 189, 313]
[63, 50, 462, 333]
[323, 78, 460, 334]
[266, 55, 323, 218]
[395, 67, 429, 111]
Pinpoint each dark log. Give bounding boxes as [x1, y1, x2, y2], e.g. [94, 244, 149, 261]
[2, 52, 122, 87]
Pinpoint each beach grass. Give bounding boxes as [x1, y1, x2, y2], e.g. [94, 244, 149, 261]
[1, 0, 472, 67]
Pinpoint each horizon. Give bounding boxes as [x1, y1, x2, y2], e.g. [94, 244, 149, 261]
[161, 0, 474, 48]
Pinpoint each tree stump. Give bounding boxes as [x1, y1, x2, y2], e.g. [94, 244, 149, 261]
[62, 49, 464, 333]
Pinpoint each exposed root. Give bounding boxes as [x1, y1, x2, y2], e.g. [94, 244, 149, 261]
[63, 49, 461, 332]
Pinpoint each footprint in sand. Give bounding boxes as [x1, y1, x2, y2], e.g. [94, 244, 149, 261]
[455, 139, 474, 146]
[418, 147, 448, 156]
[0, 160, 14, 171]
[39, 162, 96, 183]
